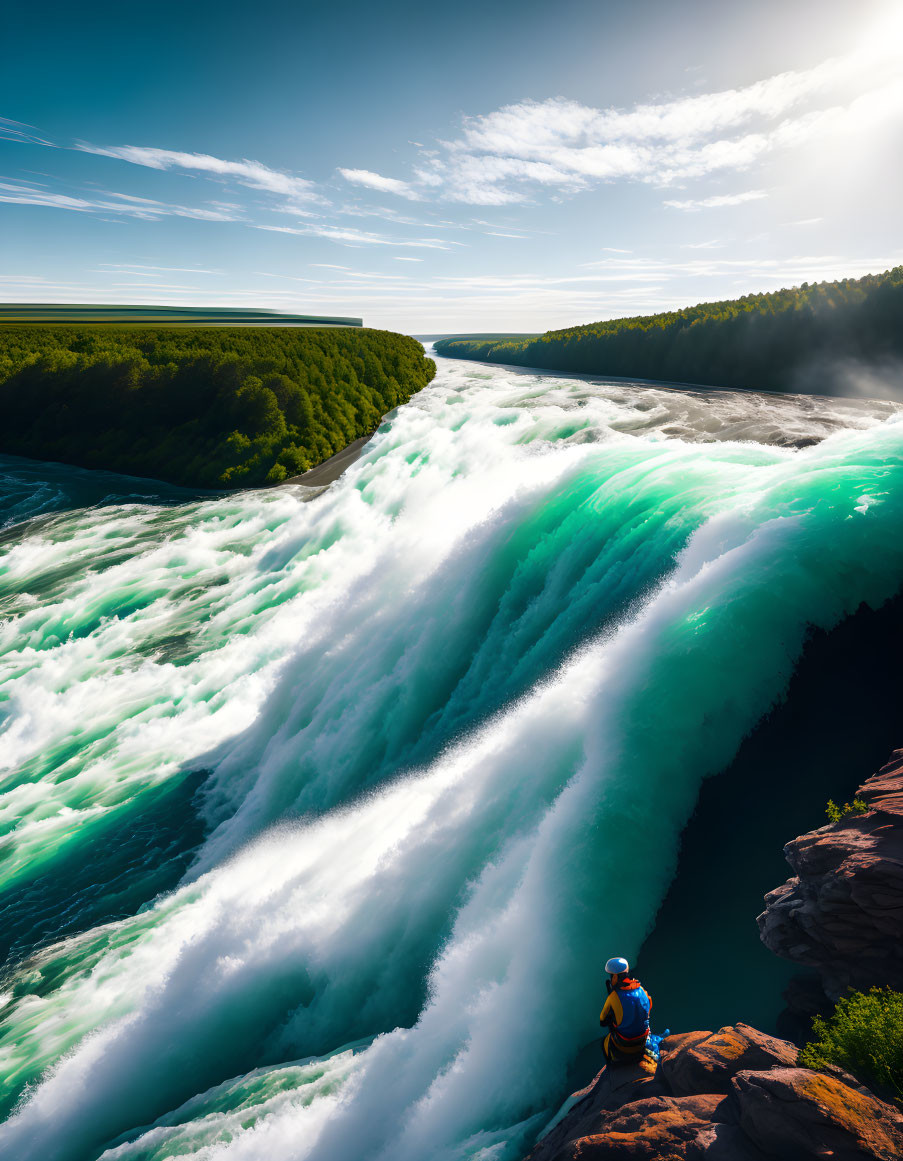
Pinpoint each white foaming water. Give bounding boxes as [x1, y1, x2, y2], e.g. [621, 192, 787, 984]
[1, 357, 902, 1160]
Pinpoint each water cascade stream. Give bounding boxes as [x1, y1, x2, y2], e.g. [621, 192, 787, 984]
[0, 355, 901, 1160]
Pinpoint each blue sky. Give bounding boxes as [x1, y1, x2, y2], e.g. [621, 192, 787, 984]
[2, 0, 901, 332]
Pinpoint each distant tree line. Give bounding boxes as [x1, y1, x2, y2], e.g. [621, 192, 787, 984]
[434, 266, 903, 394]
[0, 326, 436, 488]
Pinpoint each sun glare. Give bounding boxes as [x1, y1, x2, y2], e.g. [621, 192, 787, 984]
[853, 3, 903, 68]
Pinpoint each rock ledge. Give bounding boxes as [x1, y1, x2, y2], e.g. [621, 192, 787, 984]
[757, 747, 903, 999]
[526, 1024, 903, 1160]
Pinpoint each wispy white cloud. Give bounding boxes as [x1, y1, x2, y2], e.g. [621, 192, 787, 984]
[96, 263, 224, 274]
[0, 181, 238, 220]
[263, 203, 320, 219]
[252, 272, 322, 283]
[412, 166, 444, 189]
[254, 222, 460, 249]
[0, 116, 55, 147]
[663, 189, 767, 211]
[427, 56, 862, 203]
[74, 144, 320, 202]
[335, 203, 426, 226]
[574, 252, 903, 286]
[457, 62, 838, 156]
[343, 271, 406, 280]
[336, 29, 902, 207]
[438, 151, 590, 205]
[338, 168, 422, 200]
[393, 257, 423, 262]
[110, 282, 204, 291]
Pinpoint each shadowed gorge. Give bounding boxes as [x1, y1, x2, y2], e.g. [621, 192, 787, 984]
[637, 591, 903, 1038]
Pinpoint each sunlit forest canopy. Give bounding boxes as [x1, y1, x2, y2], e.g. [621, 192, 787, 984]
[0, 326, 436, 488]
[434, 267, 903, 394]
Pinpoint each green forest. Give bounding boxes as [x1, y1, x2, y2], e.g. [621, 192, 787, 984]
[434, 266, 903, 393]
[0, 326, 436, 488]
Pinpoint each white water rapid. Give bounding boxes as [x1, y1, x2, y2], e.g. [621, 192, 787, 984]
[0, 354, 901, 1160]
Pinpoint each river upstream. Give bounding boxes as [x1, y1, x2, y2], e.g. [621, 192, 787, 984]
[0, 353, 902, 1160]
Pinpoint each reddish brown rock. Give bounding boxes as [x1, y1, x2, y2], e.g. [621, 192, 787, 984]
[524, 1025, 900, 1161]
[657, 1031, 711, 1058]
[530, 1091, 767, 1161]
[858, 756, 903, 815]
[659, 1023, 797, 1096]
[757, 748, 903, 998]
[562, 1094, 760, 1160]
[732, 1066, 903, 1160]
[527, 1060, 666, 1161]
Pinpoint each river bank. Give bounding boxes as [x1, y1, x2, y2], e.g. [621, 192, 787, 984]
[281, 432, 374, 487]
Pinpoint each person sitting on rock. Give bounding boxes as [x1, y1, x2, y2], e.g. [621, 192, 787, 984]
[599, 956, 652, 1064]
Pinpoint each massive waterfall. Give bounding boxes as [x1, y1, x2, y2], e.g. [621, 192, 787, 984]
[1, 354, 901, 1160]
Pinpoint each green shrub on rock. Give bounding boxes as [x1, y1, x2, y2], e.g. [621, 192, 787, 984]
[825, 797, 869, 823]
[800, 987, 903, 1102]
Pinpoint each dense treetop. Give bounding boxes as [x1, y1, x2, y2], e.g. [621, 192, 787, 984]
[0, 326, 436, 488]
[434, 266, 903, 394]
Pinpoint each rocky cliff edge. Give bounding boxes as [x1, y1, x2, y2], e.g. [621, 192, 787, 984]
[525, 752, 903, 1160]
[526, 1023, 903, 1161]
[757, 747, 903, 1000]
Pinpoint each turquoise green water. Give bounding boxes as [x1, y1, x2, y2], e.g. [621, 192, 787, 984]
[0, 359, 901, 1159]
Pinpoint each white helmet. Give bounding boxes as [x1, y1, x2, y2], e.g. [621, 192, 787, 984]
[605, 957, 629, 975]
